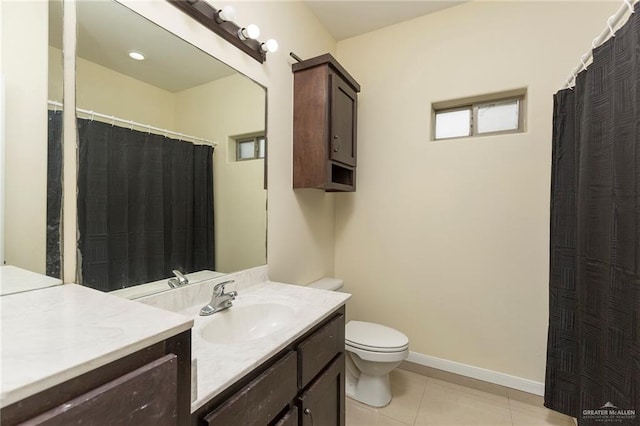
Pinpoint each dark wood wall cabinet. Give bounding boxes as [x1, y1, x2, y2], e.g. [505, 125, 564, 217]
[1, 330, 191, 426]
[192, 306, 346, 426]
[293, 54, 360, 192]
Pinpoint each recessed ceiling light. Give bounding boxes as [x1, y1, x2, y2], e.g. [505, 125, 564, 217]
[128, 51, 145, 61]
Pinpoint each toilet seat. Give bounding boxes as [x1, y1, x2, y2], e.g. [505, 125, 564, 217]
[346, 340, 409, 353]
[346, 342, 409, 363]
[346, 320, 409, 349]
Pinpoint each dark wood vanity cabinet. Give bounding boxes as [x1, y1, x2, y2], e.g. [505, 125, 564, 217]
[293, 54, 360, 192]
[193, 306, 346, 426]
[1, 330, 191, 426]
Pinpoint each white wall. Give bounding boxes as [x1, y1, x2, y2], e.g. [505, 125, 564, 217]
[334, 1, 618, 383]
[1, 1, 49, 274]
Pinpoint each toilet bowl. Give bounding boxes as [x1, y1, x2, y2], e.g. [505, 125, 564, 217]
[307, 278, 410, 408]
[344, 320, 409, 407]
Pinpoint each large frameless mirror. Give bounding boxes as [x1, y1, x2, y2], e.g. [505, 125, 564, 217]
[70, 0, 267, 298]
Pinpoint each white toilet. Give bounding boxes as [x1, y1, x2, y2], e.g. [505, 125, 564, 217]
[308, 278, 410, 408]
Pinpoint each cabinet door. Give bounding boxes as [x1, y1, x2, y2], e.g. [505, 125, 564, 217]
[274, 407, 298, 426]
[20, 354, 178, 426]
[330, 74, 357, 167]
[299, 353, 345, 426]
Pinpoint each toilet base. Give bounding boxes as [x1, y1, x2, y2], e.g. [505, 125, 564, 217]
[345, 357, 392, 408]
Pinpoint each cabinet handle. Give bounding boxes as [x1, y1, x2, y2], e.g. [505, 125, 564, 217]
[333, 135, 339, 152]
[304, 408, 314, 425]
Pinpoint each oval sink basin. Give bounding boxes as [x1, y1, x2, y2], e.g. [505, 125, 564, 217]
[199, 303, 296, 344]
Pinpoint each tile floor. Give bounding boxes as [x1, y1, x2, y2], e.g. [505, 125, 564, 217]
[345, 369, 575, 426]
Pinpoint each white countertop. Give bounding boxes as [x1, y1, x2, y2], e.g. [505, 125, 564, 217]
[182, 281, 350, 412]
[0, 284, 193, 408]
[0, 265, 63, 296]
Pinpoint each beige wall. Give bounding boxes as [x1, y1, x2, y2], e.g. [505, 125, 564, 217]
[76, 56, 174, 128]
[334, 1, 617, 383]
[49, 46, 63, 102]
[119, 0, 338, 285]
[1, 1, 49, 274]
[173, 73, 266, 272]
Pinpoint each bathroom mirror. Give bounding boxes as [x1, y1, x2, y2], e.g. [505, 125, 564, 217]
[71, 0, 267, 296]
[0, 0, 64, 296]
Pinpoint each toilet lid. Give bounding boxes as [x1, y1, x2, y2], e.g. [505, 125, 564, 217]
[345, 321, 409, 352]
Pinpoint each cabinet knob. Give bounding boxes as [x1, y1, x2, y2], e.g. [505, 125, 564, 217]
[333, 135, 338, 139]
[304, 408, 311, 415]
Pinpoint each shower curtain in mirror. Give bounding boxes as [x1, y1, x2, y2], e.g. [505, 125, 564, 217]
[46, 110, 63, 279]
[545, 4, 640, 424]
[77, 119, 215, 292]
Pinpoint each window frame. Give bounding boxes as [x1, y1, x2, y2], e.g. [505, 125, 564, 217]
[432, 92, 526, 141]
[235, 135, 266, 161]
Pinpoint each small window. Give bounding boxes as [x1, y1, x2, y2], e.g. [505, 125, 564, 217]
[235, 135, 265, 161]
[433, 92, 525, 140]
[435, 108, 472, 139]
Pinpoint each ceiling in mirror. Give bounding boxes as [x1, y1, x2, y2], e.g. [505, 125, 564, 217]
[75, 1, 236, 92]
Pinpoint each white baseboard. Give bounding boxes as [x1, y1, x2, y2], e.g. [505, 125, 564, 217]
[406, 351, 545, 396]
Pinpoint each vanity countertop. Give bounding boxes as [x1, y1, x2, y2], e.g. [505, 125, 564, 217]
[0, 265, 62, 295]
[172, 280, 350, 412]
[0, 283, 193, 408]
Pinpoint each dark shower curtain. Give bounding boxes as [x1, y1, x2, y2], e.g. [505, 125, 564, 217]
[545, 3, 640, 424]
[46, 110, 63, 279]
[77, 119, 215, 292]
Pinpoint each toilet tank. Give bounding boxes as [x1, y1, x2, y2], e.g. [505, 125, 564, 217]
[307, 277, 344, 292]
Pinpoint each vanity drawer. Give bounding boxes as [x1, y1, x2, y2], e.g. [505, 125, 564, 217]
[297, 312, 345, 389]
[203, 351, 297, 426]
[20, 354, 178, 426]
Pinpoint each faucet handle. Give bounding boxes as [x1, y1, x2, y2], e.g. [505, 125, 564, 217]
[172, 269, 188, 284]
[213, 279, 235, 295]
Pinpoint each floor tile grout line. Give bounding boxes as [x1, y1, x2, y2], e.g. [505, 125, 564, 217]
[411, 377, 429, 426]
[507, 396, 515, 426]
[411, 376, 432, 426]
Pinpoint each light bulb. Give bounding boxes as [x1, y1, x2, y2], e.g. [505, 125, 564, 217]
[238, 24, 260, 40]
[217, 5, 236, 22]
[260, 39, 279, 53]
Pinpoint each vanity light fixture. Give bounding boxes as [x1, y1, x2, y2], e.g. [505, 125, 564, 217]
[260, 39, 279, 53]
[238, 24, 260, 40]
[169, 0, 278, 63]
[128, 51, 145, 61]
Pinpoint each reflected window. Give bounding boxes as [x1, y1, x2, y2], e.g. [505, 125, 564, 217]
[236, 135, 266, 161]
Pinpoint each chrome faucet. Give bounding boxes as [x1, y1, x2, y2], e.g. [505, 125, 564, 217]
[200, 280, 237, 316]
[168, 270, 189, 288]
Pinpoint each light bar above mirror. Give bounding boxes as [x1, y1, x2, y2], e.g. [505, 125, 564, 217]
[168, 0, 278, 63]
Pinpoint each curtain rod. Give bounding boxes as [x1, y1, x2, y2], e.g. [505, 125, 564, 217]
[562, 0, 638, 89]
[47, 100, 217, 147]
